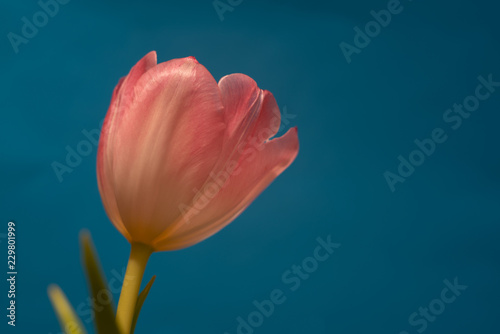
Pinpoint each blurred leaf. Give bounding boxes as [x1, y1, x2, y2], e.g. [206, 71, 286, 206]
[80, 230, 121, 334]
[48, 284, 87, 334]
[130, 275, 156, 334]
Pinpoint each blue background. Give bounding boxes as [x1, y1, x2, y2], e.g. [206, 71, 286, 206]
[1, 0, 500, 333]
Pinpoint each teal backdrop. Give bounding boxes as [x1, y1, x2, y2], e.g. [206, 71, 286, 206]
[1, 0, 499, 333]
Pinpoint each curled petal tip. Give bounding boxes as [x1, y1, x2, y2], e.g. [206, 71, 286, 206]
[146, 50, 157, 58]
[140, 51, 157, 67]
[186, 56, 199, 63]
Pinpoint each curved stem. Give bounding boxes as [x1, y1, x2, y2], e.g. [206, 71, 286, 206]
[116, 243, 153, 334]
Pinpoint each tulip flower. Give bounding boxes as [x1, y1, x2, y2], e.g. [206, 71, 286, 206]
[96, 51, 299, 333]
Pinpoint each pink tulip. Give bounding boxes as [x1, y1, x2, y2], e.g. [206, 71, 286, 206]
[97, 51, 299, 252]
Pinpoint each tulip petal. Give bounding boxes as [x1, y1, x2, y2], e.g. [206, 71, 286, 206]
[99, 56, 225, 244]
[217, 74, 281, 158]
[102, 51, 158, 153]
[178, 75, 283, 217]
[117, 51, 157, 109]
[219, 74, 262, 141]
[98, 52, 159, 241]
[153, 126, 298, 251]
[97, 82, 128, 240]
[150, 75, 284, 249]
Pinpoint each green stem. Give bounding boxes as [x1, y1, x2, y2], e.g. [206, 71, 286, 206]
[116, 243, 153, 334]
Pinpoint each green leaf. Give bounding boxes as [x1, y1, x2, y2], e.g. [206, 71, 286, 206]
[80, 230, 121, 334]
[130, 275, 156, 334]
[48, 284, 87, 334]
